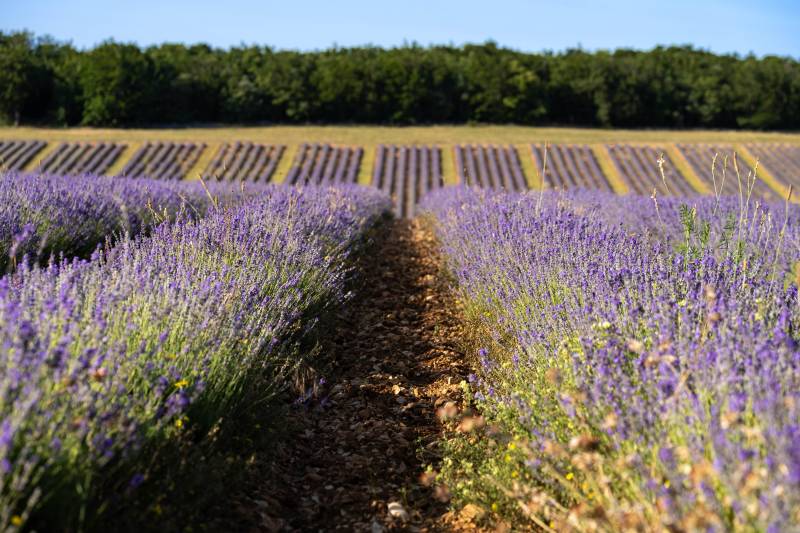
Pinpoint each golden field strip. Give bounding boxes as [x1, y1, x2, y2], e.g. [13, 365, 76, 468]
[2, 125, 800, 195]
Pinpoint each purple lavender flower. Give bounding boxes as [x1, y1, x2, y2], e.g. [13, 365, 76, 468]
[422, 186, 800, 528]
[0, 180, 389, 529]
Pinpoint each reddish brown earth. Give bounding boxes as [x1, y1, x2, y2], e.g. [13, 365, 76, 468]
[236, 219, 479, 531]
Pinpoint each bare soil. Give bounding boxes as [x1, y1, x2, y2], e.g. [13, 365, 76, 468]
[237, 219, 473, 531]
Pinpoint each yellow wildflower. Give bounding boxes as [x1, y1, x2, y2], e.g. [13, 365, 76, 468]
[11, 516, 23, 527]
[565, 472, 574, 481]
[174, 379, 189, 389]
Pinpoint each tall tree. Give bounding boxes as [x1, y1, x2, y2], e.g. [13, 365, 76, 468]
[79, 41, 157, 126]
[0, 32, 798, 129]
[0, 32, 37, 125]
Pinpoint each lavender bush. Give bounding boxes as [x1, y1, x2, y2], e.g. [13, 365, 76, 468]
[0, 172, 262, 273]
[423, 187, 800, 531]
[0, 184, 389, 530]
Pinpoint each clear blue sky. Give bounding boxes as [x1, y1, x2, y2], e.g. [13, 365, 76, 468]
[3, 0, 799, 57]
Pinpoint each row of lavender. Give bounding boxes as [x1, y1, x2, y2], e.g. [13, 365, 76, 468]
[0, 175, 390, 530]
[0, 172, 258, 274]
[0, 141, 46, 172]
[1, 141, 209, 181]
[423, 187, 800, 531]
[284, 143, 363, 186]
[119, 142, 206, 180]
[531, 143, 612, 191]
[747, 143, 800, 186]
[373, 145, 443, 218]
[202, 142, 285, 182]
[37, 142, 124, 176]
[4, 140, 800, 193]
[4, 139, 800, 208]
[454, 144, 527, 193]
[678, 143, 779, 200]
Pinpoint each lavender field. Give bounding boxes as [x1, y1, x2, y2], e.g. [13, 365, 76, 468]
[0, 172, 266, 274]
[423, 186, 800, 531]
[3, 0, 800, 524]
[1, 142, 800, 531]
[0, 173, 389, 530]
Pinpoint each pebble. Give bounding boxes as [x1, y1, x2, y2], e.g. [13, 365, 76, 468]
[387, 501, 409, 521]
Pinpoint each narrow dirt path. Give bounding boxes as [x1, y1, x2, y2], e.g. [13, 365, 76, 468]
[247, 219, 470, 531]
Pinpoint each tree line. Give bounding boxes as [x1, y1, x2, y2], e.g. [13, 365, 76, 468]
[1, 31, 799, 129]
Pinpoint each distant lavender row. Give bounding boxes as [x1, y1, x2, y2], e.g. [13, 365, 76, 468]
[423, 187, 800, 530]
[455, 144, 527, 192]
[566, 188, 800, 265]
[119, 142, 206, 180]
[0, 184, 390, 530]
[677, 143, 778, 200]
[606, 144, 695, 196]
[285, 143, 362, 185]
[372, 145, 443, 218]
[36, 142, 124, 176]
[0, 141, 46, 172]
[203, 142, 285, 182]
[746, 143, 800, 191]
[0, 172, 260, 273]
[530, 143, 611, 191]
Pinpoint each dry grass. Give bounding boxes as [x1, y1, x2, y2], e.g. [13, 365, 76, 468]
[2, 125, 800, 145]
[441, 145, 457, 186]
[515, 144, 541, 190]
[665, 144, 711, 194]
[591, 143, 629, 194]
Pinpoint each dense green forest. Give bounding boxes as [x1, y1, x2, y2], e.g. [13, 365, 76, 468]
[1, 31, 798, 129]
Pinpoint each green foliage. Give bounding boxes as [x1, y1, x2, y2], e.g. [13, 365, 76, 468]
[79, 42, 160, 126]
[719, 213, 737, 254]
[1, 32, 799, 128]
[0, 32, 39, 125]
